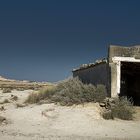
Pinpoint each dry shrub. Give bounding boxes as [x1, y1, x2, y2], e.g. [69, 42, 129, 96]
[51, 78, 106, 105]
[111, 97, 134, 120]
[25, 78, 107, 105]
[102, 97, 135, 120]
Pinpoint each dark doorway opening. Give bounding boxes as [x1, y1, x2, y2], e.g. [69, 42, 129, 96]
[120, 62, 140, 105]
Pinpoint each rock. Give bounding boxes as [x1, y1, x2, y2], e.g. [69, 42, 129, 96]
[99, 102, 106, 107]
[101, 98, 115, 109]
[16, 103, 26, 108]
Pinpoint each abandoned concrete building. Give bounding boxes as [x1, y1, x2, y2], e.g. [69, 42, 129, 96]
[72, 45, 140, 105]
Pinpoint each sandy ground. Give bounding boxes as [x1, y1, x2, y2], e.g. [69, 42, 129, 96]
[0, 90, 140, 140]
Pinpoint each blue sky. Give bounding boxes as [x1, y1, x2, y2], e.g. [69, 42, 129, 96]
[0, 0, 140, 82]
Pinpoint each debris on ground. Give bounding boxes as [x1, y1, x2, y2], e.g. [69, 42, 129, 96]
[10, 95, 18, 101]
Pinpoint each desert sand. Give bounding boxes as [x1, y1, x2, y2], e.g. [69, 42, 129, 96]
[0, 90, 140, 140]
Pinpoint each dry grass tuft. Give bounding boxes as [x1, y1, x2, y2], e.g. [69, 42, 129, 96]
[25, 86, 56, 104]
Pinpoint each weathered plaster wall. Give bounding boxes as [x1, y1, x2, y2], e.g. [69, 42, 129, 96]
[108, 45, 140, 62]
[73, 63, 109, 95]
[109, 63, 118, 97]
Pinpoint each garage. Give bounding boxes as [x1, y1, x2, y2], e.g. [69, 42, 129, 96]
[121, 62, 140, 105]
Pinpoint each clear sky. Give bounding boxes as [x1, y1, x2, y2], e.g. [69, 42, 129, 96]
[0, 0, 140, 82]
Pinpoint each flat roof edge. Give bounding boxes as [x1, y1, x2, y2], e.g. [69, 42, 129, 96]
[72, 59, 107, 72]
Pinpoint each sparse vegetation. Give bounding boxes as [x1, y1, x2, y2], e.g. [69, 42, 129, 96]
[25, 78, 135, 120]
[25, 77, 107, 105]
[2, 88, 12, 93]
[102, 97, 135, 120]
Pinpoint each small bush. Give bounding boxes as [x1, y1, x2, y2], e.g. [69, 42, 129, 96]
[102, 97, 135, 120]
[25, 78, 107, 105]
[2, 88, 12, 93]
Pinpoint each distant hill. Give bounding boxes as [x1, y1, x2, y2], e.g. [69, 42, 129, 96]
[0, 75, 54, 90]
[0, 76, 15, 82]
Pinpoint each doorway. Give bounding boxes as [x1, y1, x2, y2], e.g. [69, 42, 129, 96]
[121, 62, 140, 105]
